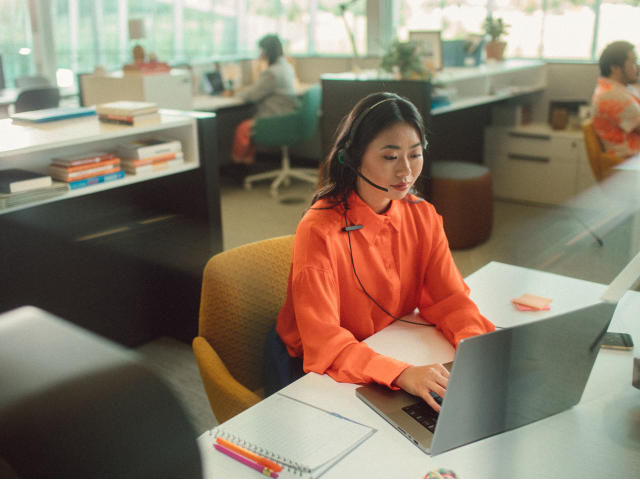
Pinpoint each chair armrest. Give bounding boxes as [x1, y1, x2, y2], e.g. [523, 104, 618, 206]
[192, 336, 262, 424]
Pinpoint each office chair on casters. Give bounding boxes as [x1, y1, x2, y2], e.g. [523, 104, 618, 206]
[14, 86, 60, 113]
[574, 119, 630, 247]
[244, 84, 322, 196]
[193, 235, 295, 424]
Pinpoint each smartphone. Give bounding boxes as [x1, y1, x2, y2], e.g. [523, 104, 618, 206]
[601, 332, 634, 350]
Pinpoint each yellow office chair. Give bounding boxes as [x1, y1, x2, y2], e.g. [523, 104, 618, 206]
[193, 235, 295, 424]
[582, 119, 626, 182]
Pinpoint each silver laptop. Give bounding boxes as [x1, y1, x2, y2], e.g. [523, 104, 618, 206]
[357, 251, 640, 456]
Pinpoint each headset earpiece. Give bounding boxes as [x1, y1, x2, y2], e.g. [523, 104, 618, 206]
[337, 149, 349, 165]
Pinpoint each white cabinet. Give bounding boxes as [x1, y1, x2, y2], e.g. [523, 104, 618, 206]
[0, 113, 199, 213]
[484, 123, 595, 205]
[80, 70, 193, 110]
[0, 110, 222, 347]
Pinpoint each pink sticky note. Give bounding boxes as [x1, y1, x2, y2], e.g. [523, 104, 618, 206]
[512, 300, 551, 311]
[512, 293, 553, 310]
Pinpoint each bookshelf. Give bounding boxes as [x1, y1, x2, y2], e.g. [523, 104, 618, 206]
[0, 111, 222, 346]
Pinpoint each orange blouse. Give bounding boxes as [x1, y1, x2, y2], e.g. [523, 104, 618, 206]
[276, 191, 495, 388]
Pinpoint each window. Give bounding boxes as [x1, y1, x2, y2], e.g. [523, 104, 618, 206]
[314, 0, 366, 56]
[0, 0, 35, 88]
[596, 0, 640, 58]
[399, 0, 639, 61]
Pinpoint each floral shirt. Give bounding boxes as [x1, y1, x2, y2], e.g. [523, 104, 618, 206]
[591, 77, 640, 158]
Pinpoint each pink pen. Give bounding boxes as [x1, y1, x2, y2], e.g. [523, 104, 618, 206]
[214, 444, 280, 478]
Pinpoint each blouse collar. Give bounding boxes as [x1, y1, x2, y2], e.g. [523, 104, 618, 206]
[344, 191, 403, 245]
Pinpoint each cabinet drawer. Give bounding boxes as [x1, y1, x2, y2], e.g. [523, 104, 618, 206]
[489, 155, 578, 205]
[503, 131, 552, 158]
[486, 133, 580, 165]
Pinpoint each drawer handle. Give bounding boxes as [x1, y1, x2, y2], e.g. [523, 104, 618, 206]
[508, 132, 551, 140]
[508, 153, 550, 163]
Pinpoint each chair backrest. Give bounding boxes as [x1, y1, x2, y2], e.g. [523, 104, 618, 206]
[298, 83, 322, 142]
[15, 75, 50, 89]
[198, 235, 295, 392]
[583, 119, 606, 181]
[252, 84, 322, 147]
[14, 87, 60, 113]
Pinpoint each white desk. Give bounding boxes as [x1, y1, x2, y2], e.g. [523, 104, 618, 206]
[197, 262, 640, 478]
[192, 94, 246, 112]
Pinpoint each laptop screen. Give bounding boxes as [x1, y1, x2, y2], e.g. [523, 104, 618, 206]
[203, 71, 225, 95]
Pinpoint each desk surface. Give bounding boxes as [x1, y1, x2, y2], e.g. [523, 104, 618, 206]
[192, 94, 247, 112]
[198, 261, 640, 478]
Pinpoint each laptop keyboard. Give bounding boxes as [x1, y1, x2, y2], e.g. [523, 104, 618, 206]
[402, 392, 443, 433]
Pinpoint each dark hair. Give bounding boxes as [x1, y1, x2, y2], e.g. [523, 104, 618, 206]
[599, 41, 635, 77]
[312, 92, 428, 206]
[258, 35, 283, 65]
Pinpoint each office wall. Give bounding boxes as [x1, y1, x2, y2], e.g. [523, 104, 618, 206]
[539, 62, 600, 121]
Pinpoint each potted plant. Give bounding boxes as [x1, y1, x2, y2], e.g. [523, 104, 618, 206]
[483, 16, 509, 60]
[381, 40, 433, 80]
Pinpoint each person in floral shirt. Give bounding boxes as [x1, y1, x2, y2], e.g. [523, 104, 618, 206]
[591, 41, 640, 158]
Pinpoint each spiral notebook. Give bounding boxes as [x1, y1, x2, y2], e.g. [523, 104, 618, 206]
[208, 393, 376, 478]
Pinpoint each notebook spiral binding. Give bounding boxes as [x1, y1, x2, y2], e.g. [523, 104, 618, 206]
[210, 427, 312, 475]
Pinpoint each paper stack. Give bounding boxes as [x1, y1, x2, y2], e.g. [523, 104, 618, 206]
[96, 101, 161, 127]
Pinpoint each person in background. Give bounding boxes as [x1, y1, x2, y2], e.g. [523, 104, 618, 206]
[264, 92, 495, 411]
[225, 34, 299, 165]
[591, 40, 640, 158]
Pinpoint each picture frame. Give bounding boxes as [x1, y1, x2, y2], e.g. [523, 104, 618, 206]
[408, 30, 443, 71]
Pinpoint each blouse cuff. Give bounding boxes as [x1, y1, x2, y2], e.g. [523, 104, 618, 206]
[362, 354, 412, 390]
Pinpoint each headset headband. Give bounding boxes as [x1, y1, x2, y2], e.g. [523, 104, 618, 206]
[344, 98, 396, 150]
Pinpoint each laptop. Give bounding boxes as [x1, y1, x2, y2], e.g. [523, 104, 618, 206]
[203, 71, 225, 95]
[357, 251, 640, 456]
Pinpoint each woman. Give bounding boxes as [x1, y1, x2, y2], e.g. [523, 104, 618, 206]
[228, 34, 299, 164]
[268, 92, 495, 412]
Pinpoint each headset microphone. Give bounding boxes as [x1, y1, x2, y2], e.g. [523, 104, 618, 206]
[338, 154, 389, 192]
[336, 95, 433, 328]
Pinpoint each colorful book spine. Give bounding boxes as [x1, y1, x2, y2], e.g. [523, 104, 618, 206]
[69, 171, 125, 190]
[123, 157, 185, 174]
[118, 139, 182, 159]
[120, 152, 183, 168]
[49, 157, 120, 172]
[50, 166, 121, 182]
[51, 152, 117, 167]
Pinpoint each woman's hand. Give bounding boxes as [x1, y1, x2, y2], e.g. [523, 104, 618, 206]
[393, 364, 450, 412]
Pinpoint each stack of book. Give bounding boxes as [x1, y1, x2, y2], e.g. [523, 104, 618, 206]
[96, 101, 161, 127]
[117, 138, 184, 175]
[0, 168, 69, 210]
[47, 151, 124, 190]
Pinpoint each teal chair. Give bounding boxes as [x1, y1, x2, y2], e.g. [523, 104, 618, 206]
[244, 84, 322, 196]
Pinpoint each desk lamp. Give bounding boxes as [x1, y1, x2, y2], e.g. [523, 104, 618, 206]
[128, 19, 146, 64]
[0, 306, 202, 478]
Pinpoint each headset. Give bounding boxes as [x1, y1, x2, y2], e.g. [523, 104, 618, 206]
[337, 95, 434, 328]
